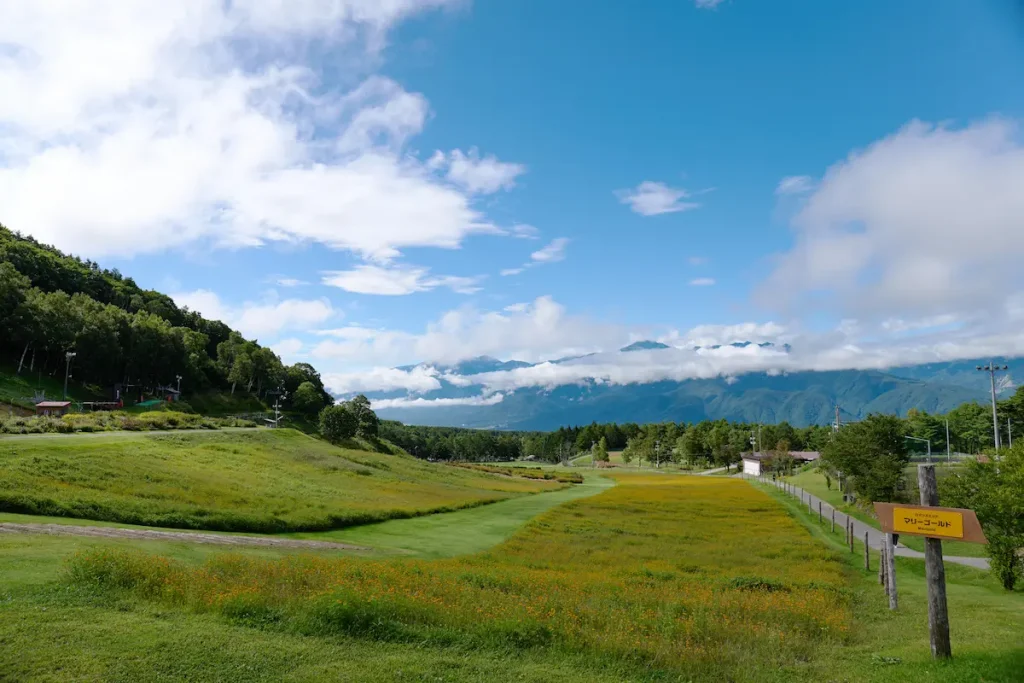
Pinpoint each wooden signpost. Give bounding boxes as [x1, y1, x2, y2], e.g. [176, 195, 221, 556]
[873, 465, 988, 661]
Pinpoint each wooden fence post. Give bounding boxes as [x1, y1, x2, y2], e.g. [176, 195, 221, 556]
[885, 532, 898, 610]
[831, 508, 835, 533]
[848, 520, 854, 553]
[818, 501, 822, 524]
[864, 531, 870, 571]
[919, 464, 952, 659]
[878, 541, 885, 585]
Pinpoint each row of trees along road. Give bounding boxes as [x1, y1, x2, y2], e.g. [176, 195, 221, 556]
[0, 227, 333, 411]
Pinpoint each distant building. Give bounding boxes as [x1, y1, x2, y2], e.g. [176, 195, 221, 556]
[35, 401, 72, 417]
[741, 451, 820, 476]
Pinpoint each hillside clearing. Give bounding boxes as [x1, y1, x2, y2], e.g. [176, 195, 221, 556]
[0, 429, 563, 533]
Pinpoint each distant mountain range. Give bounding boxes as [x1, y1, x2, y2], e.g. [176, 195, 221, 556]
[366, 342, 1018, 430]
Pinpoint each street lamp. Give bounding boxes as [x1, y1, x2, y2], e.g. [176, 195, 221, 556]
[63, 352, 77, 400]
[905, 435, 931, 464]
[976, 362, 1009, 449]
[175, 374, 182, 394]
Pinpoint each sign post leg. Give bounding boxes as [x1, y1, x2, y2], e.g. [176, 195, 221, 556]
[885, 532, 898, 610]
[918, 464, 952, 659]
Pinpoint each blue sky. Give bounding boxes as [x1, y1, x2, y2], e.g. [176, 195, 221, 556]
[3, 0, 1024, 397]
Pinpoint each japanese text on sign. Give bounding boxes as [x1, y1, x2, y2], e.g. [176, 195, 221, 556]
[892, 507, 964, 539]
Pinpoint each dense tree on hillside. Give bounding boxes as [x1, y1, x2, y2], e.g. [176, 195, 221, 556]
[0, 225, 321, 405]
[292, 382, 325, 415]
[319, 403, 359, 443]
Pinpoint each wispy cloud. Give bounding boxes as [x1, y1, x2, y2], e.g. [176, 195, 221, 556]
[689, 278, 716, 286]
[322, 263, 483, 296]
[501, 238, 570, 276]
[775, 175, 814, 195]
[617, 181, 700, 216]
[695, 0, 727, 8]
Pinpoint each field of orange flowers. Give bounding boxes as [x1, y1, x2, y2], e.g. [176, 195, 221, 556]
[67, 475, 852, 678]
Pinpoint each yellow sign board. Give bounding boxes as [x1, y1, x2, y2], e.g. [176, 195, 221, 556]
[873, 502, 987, 543]
[892, 507, 964, 539]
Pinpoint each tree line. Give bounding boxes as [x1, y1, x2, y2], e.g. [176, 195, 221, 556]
[0, 226, 331, 410]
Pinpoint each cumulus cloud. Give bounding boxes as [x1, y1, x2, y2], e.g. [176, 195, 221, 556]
[617, 181, 700, 216]
[322, 263, 483, 295]
[433, 148, 526, 194]
[0, 1, 521, 264]
[370, 393, 505, 410]
[173, 290, 335, 339]
[763, 118, 1024, 322]
[324, 365, 443, 395]
[310, 296, 625, 367]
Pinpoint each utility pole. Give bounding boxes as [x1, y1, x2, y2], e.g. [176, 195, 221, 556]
[976, 362, 1008, 450]
[945, 419, 951, 463]
[1008, 418, 1013, 448]
[63, 351, 77, 400]
[834, 404, 841, 432]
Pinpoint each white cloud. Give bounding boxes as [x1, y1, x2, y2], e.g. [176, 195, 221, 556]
[435, 148, 526, 194]
[499, 237, 570, 277]
[665, 322, 790, 348]
[530, 238, 570, 263]
[274, 277, 309, 288]
[324, 365, 442, 395]
[763, 119, 1024, 322]
[689, 278, 716, 287]
[503, 302, 530, 313]
[688, 256, 708, 266]
[510, 224, 540, 239]
[271, 338, 305, 362]
[433, 328, 1024, 395]
[695, 0, 727, 8]
[309, 296, 624, 368]
[775, 175, 813, 195]
[322, 263, 483, 295]
[173, 290, 335, 339]
[370, 393, 505, 410]
[0, 1, 522, 264]
[617, 181, 700, 216]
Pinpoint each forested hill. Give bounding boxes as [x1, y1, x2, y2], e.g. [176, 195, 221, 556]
[0, 225, 331, 408]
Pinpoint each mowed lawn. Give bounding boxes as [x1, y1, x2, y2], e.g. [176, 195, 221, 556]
[0, 430, 562, 533]
[36, 476, 854, 681]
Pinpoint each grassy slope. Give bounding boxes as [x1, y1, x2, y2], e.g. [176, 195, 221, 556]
[0, 429, 562, 532]
[754, 481, 1024, 682]
[783, 469, 987, 558]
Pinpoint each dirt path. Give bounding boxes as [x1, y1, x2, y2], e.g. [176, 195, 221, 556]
[0, 522, 365, 551]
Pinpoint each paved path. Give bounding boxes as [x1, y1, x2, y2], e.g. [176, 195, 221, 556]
[0, 522, 364, 551]
[753, 476, 990, 570]
[696, 466, 730, 476]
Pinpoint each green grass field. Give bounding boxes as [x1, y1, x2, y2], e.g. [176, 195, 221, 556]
[0, 429, 563, 533]
[1, 472, 1021, 681]
[783, 468, 988, 558]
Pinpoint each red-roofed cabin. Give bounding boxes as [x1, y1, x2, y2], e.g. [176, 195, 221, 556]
[35, 401, 72, 417]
